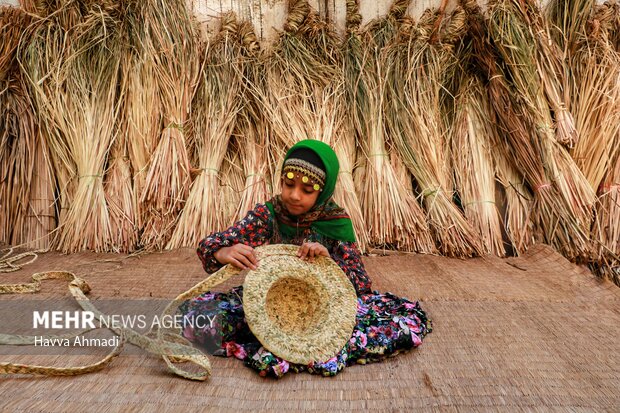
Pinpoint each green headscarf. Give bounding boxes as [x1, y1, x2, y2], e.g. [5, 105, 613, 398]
[266, 140, 356, 243]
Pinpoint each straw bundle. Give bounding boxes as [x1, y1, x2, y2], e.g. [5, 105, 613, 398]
[2, 80, 56, 253]
[348, 0, 434, 252]
[19, 3, 122, 252]
[0, 73, 55, 250]
[565, 5, 620, 192]
[520, 0, 577, 148]
[592, 155, 620, 285]
[476, 0, 595, 260]
[53, 4, 123, 253]
[494, 149, 535, 255]
[262, 0, 340, 183]
[18, 2, 84, 231]
[119, 0, 162, 248]
[231, 21, 271, 221]
[451, 75, 505, 257]
[385, 7, 482, 257]
[140, 0, 199, 250]
[586, 4, 620, 285]
[335, 0, 370, 252]
[167, 13, 244, 249]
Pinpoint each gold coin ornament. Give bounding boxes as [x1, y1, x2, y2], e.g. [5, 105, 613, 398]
[313, 184, 320, 191]
[302, 176, 309, 183]
[286, 172, 294, 180]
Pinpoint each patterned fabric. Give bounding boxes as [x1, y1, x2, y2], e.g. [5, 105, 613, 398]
[179, 286, 431, 378]
[187, 203, 432, 378]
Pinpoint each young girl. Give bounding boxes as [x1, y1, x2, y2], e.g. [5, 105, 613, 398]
[180, 139, 431, 378]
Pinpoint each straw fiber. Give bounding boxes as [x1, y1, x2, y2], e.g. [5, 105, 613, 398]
[243, 245, 357, 365]
[0, 244, 618, 412]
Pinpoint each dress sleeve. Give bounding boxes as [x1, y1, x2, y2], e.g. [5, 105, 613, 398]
[329, 241, 373, 296]
[196, 204, 273, 273]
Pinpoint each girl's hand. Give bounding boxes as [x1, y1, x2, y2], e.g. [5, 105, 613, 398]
[214, 244, 258, 270]
[297, 242, 329, 263]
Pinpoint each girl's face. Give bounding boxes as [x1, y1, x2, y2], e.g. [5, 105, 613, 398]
[280, 173, 320, 216]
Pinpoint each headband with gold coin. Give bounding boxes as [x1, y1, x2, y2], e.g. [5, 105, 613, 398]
[283, 158, 325, 191]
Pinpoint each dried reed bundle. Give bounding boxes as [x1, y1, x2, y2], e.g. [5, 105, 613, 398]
[18, 1, 88, 245]
[591, 1, 620, 51]
[494, 148, 535, 255]
[587, 4, 620, 285]
[450, 13, 533, 256]
[451, 75, 505, 257]
[2, 7, 56, 250]
[140, 0, 199, 250]
[18, 3, 122, 252]
[262, 1, 340, 182]
[489, 0, 576, 150]
[520, 0, 577, 148]
[385, 7, 482, 257]
[480, 0, 595, 260]
[51, 4, 123, 252]
[568, 16, 620, 193]
[120, 0, 162, 246]
[0, 74, 55, 250]
[351, 0, 435, 252]
[601, 1, 620, 51]
[167, 13, 244, 249]
[332, 0, 370, 252]
[231, 20, 271, 221]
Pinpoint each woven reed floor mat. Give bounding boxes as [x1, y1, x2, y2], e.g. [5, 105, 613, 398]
[0, 244, 618, 412]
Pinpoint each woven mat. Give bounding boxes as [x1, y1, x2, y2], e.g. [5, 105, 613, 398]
[0, 244, 618, 412]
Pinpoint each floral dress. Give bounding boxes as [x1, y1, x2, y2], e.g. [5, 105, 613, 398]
[179, 204, 432, 378]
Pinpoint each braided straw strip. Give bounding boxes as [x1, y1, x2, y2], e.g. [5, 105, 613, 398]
[0, 270, 212, 379]
[0, 248, 46, 273]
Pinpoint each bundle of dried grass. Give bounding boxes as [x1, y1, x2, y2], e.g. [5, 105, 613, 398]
[520, 0, 577, 148]
[140, 0, 199, 250]
[262, 1, 339, 182]
[19, 2, 122, 252]
[0, 74, 55, 250]
[52, 4, 123, 252]
[451, 75, 506, 257]
[351, 0, 434, 252]
[591, 156, 620, 285]
[231, 20, 271, 222]
[18, 1, 85, 231]
[480, 0, 595, 260]
[586, 5, 620, 285]
[385, 7, 482, 257]
[568, 18, 620, 192]
[167, 13, 244, 249]
[119, 0, 162, 249]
